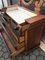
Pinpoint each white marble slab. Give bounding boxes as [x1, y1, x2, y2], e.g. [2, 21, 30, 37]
[6, 7, 37, 24]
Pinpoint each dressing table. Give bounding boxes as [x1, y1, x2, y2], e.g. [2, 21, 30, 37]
[0, 5, 45, 57]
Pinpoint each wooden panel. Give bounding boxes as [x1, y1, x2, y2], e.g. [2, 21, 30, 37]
[24, 30, 28, 51]
[25, 24, 44, 51]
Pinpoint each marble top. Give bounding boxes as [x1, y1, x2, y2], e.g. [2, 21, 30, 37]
[6, 7, 37, 24]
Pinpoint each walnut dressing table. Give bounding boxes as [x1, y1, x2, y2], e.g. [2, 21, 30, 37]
[0, 5, 45, 57]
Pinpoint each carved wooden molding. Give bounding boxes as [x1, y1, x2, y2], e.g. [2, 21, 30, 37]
[35, 0, 44, 13]
[21, 0, 33, 6]
[35, 0, 44, 8]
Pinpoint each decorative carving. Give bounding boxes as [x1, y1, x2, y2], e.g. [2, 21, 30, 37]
[18, 0, 33, 6]
[35, 0, 44, 8]
[35, 0, 44, 13]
